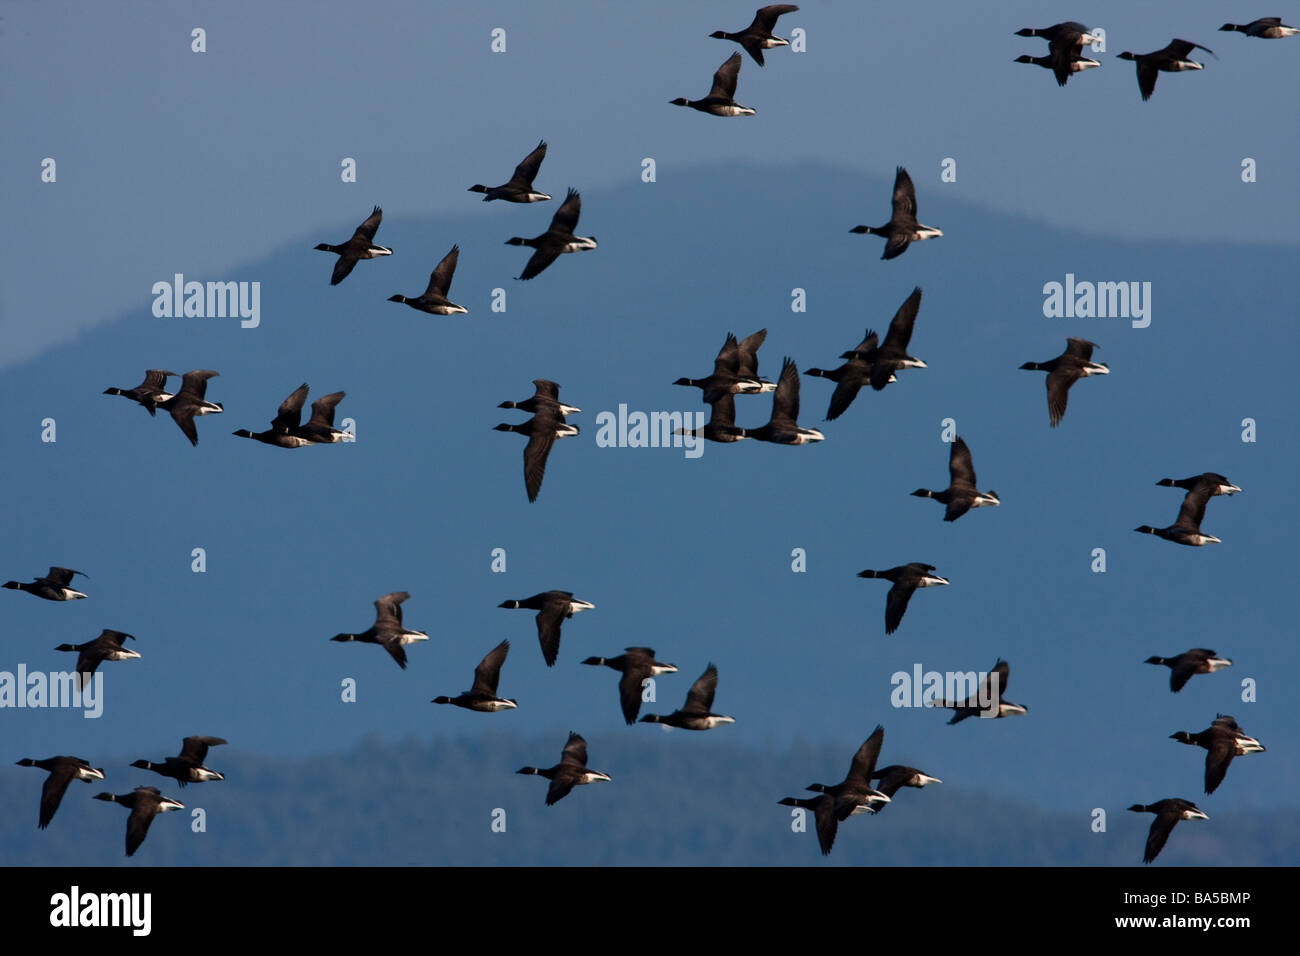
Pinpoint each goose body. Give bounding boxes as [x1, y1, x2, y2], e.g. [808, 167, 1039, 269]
[735, 357, 824, 444]
[1014, 22, 1102, 85]
[388, 245, 466, 314]
[433, 640, 518, 712]
[777, 794, 843, 856]
[804, 726, 893, 820]
[671, 52, 755, 115]
[850, 167, 943, 260]
[232, 382, 317, 448]
[911, 436, 999, 522]
[804, 329, 894, 420]
[1116, 40, 1216, 101]
[1020, 337, 1108, 426]
[1171, 715, 1265, 794]
[330, 591, 429, 670]
[131, 736, 227, 786]
[870, 765, 943, 811]
[1220, 18, 1298, 38]
[1135, 481, 1221, 546]
[157, 370, 223, 446]
[468, 140, 552, 202]
[292, 390, 348, 443]
[499, 590, 594, 666]
[499, 379, 581, 416]
[1156, 472, 1241, 497]
[54, 629, 140, 686]
[517, 732, 611, 805]
[857, 563, 948, 635]
[674, 330, 771, 404]
[710, 5, 799, 66]
[640, 663, 735, 730]
[1128, 799, 1208, 863]
[494, 399, 580, 503]
[4, 566, 88, 601]
[1145, 648, 1233, 693]
[505, 189, 596, 280]
[676, 393, 747, 443]
[314, 205, 392, 285]
[931, 659, 1028, 723]
[93, 786, 185, 857]
[16, 756, 105, 829]
[582, 647, 678, 725]
[103, 369, 177, 416]
[839, 287, 927, 391]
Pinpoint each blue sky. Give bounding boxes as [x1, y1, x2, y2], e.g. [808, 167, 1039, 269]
[2, 1, 1297, 863]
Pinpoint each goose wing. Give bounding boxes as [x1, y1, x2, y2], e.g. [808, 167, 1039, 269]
[271, 383, 310, 432]
[472, 640, 510, 695]
[681, 664, 719, 715]
[425, 245, 460, 297]
[843, 725, 884, 787]
[178, 736, 226, 765]
[306, 391, 345, 428]
[1045, 365, 1084, 426]
[548, 188, 582, 235]
[1173, 484, 1212, 531]
[768, 358, 801, 427]
[509, 140, 547, 188]
[353, 205, 382, 242]
[709, 52, 744, 99]
[373, 591, 410, 627]
[38, 764, 79, 829]
[560, 732, 589, 768]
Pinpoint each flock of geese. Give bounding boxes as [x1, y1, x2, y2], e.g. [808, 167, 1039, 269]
[9, 6, 1286, 863]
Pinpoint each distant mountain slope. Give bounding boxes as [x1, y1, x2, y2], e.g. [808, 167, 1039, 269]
[2, 733, 1291, 866]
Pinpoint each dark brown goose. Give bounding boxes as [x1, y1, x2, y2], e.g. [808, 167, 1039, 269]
[505, 189, 596, 280]
[1145, 649, 1233, 693]
[517, 732, 611, 805]
[499, 379, 581, 416]
[931, 659, 1028, 723]
[131, 736, 227, 786]
[670, 52, 755, 116]
[1171, 715, 1265, 794]
[582, 647, 678, 724]
[804, 726, 893, 818]
[1135, 482, 1221, 546]
[1116, 40, 1216, 101]
[1220, 18, 1298, 38]
[314, 206, 392, 285]
[499, 591, 594, 666]
[330, 591, 429, 670]
[4, 566, 88, 601]
[54, 629, 140, 687]
[710, 5, 799, 66]
[468, 140, 552, 202]
[292, 390, 348, 443]
[639, 663, 735, 730]
[857, 563, 949, 635]
[1019, 337, 1108, 426]
[103, 369, 177, 416]
[493, 402, 580, 503]
[388, 245, 466, 314]
[232, 383, 316, 448]
[1128, 799, 1208, 863]
[674, 331, 768, 404]
[850, 168, 943, 260]
[157, 370, 223, 445]
[93, 786, 185, 857]
[911, 437, 1000, 522]
[432, 640, 517, 712]
[15, 756, 105, 829]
